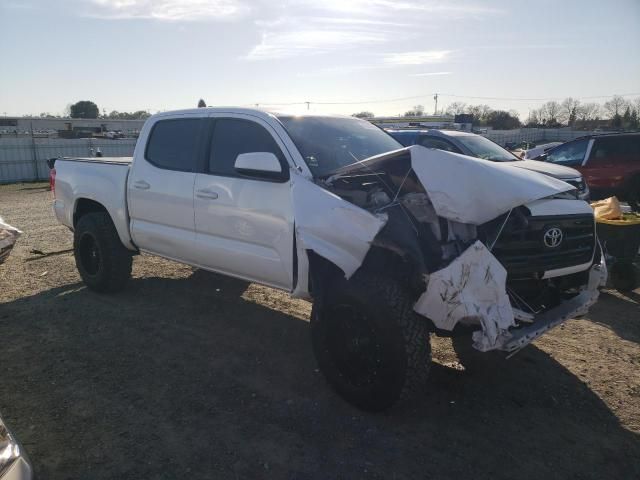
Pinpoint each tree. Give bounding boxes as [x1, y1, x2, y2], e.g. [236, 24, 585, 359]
[352, 111, 375, 118]
[560, 97, 580, 126]
[603, 95, 628, 119]
[485, 110, 521, 130]
[577, 102, 601, 122]
[465, 104, 492, 123]
[445, 102, 467, 115]
[104, 110, 151, 120]
[197, 99, 207, 108]
[540, 101, 561, 126]
[70, 100, 99, 119]
[403, 105, 424, 117]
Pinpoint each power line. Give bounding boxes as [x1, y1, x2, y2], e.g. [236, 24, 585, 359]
[247, 92, 640, 108]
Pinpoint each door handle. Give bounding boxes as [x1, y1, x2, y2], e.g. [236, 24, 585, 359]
[133, 180, 150, 190]
[196, 189, 219, 200]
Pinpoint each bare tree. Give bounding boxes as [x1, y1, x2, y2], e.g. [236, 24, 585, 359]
[541, 101, 561, 125]
[577, 102, 601, 121]
[445, 102, 467, 115]
[403, 105, 425, 117]
[352, 111, 375, 118]
[560, 97, 580, 125]
[465, 104, 492, 121]
[603, 95, 628, 119]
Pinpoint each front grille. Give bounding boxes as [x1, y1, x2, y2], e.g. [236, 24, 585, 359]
[489, 213, 595, 277]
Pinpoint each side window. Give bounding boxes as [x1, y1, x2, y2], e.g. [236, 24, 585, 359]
[546, 139, 589, 166]
[209, 118, 286, 178]
[590, 138, 613, 164]
[145, 118, 202, 172]
[419, 136, 459, 153]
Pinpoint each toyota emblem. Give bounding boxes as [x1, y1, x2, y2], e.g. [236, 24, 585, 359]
[543, 227, 563, 248]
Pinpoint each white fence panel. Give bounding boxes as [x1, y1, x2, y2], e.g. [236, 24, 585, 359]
[0, 138, 137, 183]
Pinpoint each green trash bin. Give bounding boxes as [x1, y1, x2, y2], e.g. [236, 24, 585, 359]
[596, 213, 640, 292]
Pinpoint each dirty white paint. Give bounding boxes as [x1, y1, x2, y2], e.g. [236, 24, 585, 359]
[0, 217, 21, 250]
[409, 146, 574, 225]
[413, 241, 515, 350]
[290, 176, 387, 281]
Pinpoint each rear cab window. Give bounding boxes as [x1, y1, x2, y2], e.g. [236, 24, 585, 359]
[145, 118, 203, 172]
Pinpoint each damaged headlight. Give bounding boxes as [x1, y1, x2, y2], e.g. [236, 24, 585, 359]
[0, 416, 30, 479]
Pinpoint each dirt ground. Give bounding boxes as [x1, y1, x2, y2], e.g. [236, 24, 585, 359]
[0, 182, 638, 479]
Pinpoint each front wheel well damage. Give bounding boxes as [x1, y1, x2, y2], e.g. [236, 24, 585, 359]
[306, 245, 425, 301]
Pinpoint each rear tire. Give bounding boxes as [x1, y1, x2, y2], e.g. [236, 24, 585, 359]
[311, 273, 431, 412]
[74, 212, 132, 293]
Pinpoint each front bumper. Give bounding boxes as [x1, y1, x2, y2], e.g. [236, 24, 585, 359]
[482, 260, 606, 353]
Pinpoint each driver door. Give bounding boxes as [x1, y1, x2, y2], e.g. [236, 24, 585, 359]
[192, 115, 295, 290]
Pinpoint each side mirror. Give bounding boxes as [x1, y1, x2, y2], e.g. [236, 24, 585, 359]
[234, 152, 284, 179]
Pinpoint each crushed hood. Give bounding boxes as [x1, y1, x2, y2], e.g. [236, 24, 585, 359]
[508, 159, 581, 180]
[328, 146, 575, 225]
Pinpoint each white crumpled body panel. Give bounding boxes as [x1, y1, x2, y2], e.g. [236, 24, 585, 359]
[409, 146, 573, 225]
[413, 241, 515, 349]
[291, 176, 387, 280]
[0, 216, 22, 265]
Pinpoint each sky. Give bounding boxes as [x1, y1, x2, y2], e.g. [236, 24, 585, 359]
[0, 0, 639, 119]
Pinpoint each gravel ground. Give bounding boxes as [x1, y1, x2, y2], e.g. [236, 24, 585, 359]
[1, 182, 639, 479]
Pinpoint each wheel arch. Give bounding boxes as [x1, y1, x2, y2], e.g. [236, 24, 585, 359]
[73, 198, 137, 251]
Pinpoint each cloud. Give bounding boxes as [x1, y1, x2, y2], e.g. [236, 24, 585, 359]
[410, 71, 453, 76]
[86, 0, 248, 21]
[246, 28, 390, 60]
[385, 50, 451, 65]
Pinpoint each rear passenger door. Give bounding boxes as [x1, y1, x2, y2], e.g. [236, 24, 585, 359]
[128, 115, 205, 262]
[192, 115, 295, 290]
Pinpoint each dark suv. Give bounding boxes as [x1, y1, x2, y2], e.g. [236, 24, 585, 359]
[387, 129, 589, 200]
[536, 133, 640, 207]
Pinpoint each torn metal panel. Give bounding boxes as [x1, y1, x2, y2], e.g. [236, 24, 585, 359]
[408, 146, 574, 225]
[291, 176, 387, 280]
[413, 241, 515, 349]
[0, 217, 22, 265]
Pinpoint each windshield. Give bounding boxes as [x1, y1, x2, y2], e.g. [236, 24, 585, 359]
[277, 116, 403, 177]
[456, 135, 519, 162]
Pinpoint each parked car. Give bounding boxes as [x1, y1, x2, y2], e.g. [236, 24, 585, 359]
[535, 133, 640, 208]
[518, 142, 563, 159]
[0, 412, 32, 480]
[387, 129, 589, 200]
[51, 109, 605, 411]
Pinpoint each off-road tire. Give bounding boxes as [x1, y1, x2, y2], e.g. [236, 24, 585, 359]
[74, 212, 132, 293]
[311, 273, 431, 412]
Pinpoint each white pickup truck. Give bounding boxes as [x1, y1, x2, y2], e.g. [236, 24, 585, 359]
[52, 108, 606, 411]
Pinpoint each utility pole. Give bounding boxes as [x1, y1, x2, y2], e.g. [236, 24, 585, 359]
[433, 93, 438, 115]
[305, 101, 310, 110]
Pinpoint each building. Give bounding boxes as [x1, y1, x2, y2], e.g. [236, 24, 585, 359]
[0, 117, 146, 138]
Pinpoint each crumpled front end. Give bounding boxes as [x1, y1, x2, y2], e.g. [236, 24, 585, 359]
[293, 145, 604, 352]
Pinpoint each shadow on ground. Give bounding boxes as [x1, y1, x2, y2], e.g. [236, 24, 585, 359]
[1, 271, 638, 479]
[588, 290, 640, 343]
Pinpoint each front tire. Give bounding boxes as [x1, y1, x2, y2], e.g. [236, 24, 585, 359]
[311, 273, 431, 412]
[74, 212, 132, 293]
